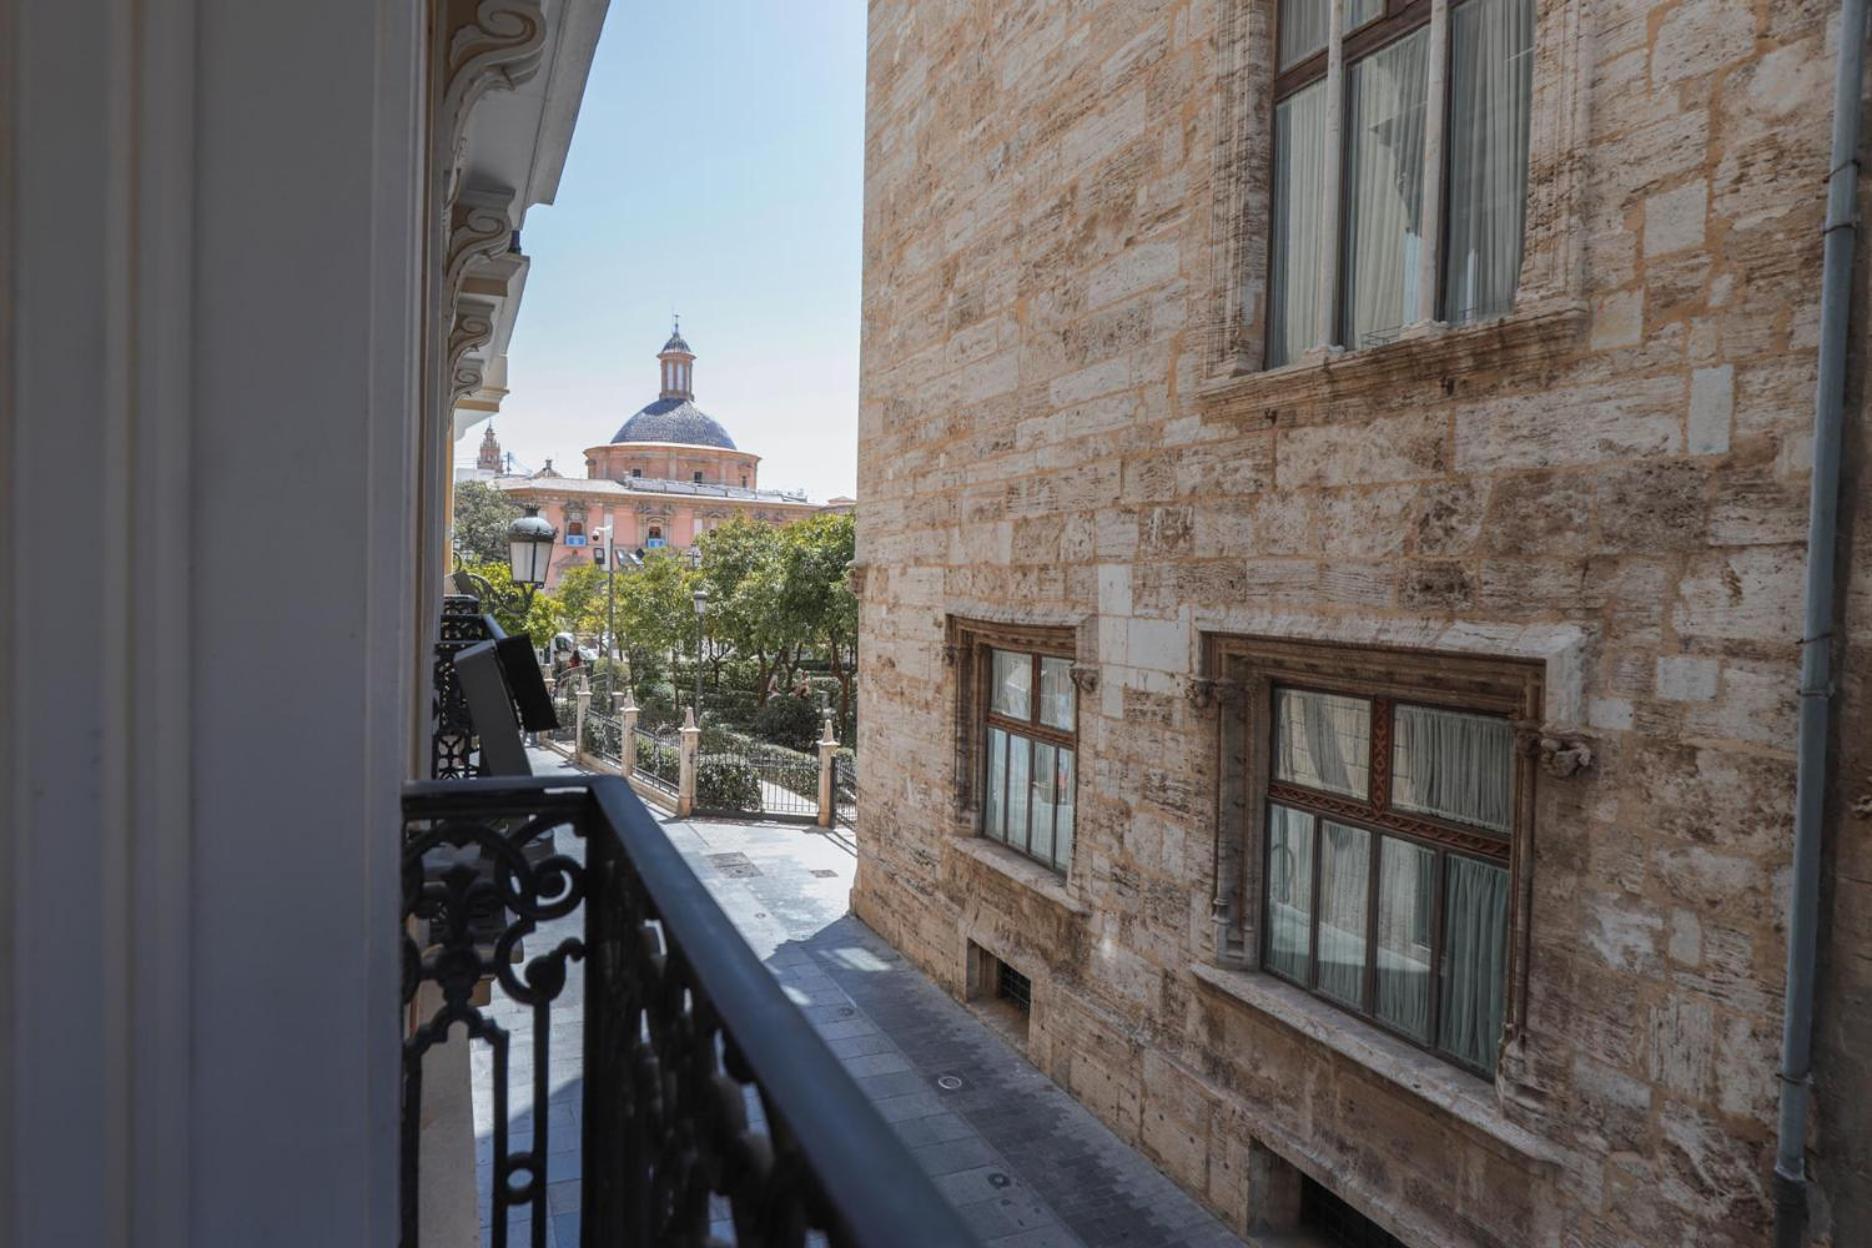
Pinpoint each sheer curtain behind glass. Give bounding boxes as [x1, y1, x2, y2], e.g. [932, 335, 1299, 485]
[1277, 0, 1328, 67]
[1443, 0, 1535, 323]
[1266, 805, 1315, 982]
[1440, 856, 1510, 1073]
[1268, 81, 1328, 368]
[1317, 823, 1372, 1005]
[1392, 704, 1514, 832]
[1342, 29, 1429, 348]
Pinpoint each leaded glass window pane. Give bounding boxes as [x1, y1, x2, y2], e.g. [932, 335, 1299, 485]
[1439, 856, 1510, 1073]
[1274, 689, 1372, 799]
[1031, 741, 1058, 866]
[985, 726, 1008, 842]
[1317, 822, 1372, 1006]
[1265, 804, 1315, 982]
[1039, 656, 1076, 730]
[1443, 0, 1536, 324]
[991, 649, 1032, 719]
[1267, 80, 1330, 368]
[1374, 837, 1435, 1040]
[1054, 748, 1076, 871]
[1007, 732, 1032, 853]
[1278, 0, 1329, 68]
[1391, 704, 1514, 832]
[1346, 0, 1384, 31]
[1341, 28, 1430, 349]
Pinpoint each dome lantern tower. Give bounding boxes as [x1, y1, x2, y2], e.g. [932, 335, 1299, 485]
[659, 316, 695, 401]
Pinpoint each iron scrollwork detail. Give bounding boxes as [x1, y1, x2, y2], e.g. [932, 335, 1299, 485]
[401, 799, 587, 1248]
[432, 595, 490, 780]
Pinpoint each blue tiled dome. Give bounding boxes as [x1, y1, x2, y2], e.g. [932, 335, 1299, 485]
[611, 398, 736, 449]
[662, 330, 693, 354]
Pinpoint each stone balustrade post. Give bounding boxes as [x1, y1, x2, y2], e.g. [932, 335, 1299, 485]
[619, 681, 640, 779]
[678, 706, 700, 817]
[816, 710, 839, 829]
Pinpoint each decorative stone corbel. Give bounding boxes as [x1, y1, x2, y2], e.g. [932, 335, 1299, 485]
[448, 297, 500, 404]
[941, 642, 961, 667]
[446, 189, 515, 304]
[1186, 676, 1244, 714]
[439, 1, 548, 202]
[1518, 728, 1595, 778]
[1069, 664, 1100, 695]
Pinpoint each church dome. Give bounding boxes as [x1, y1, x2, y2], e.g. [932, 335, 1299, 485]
[610, 320, 735, 448]
[611, 398, 737, 449]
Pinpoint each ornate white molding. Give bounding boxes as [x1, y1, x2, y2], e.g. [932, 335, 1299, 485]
[438, 0, 548, 202]
[448, 297, 499, 404]
[445, 188, 514, 305]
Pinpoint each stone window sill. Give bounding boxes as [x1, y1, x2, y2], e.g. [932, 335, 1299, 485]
[1190, 962, 1560, 1172]
[1196, 300, 1587, 416]
[948, 836, 1090, 917]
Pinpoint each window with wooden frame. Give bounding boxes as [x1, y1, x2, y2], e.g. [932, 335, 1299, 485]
[1212, 637, 1541, 1079]
[951, 620, 1081, 877]
[1266, 0, 1537, 367]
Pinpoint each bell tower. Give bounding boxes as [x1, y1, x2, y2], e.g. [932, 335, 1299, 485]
[658, 316, 695, 401]
[476, 423, 503, 472]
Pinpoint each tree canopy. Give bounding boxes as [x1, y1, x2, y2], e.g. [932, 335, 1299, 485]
[452, 480, 523, 565]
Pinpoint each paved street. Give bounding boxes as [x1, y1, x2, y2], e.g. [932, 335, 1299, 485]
[471, 753, 1248, 1247]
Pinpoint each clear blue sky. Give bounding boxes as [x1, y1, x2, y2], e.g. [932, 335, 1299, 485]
[481, 1, 867, 501]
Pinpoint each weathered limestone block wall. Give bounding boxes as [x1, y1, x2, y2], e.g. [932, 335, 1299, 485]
[855, 0, 1864, 1244]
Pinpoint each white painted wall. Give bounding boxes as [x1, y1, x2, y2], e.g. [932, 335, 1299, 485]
[3, 2, 423, 1244]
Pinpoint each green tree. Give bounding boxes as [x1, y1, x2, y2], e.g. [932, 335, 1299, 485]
[614, 549, 699, 684]
[776, 512, 858, 733]
[452, 480, 523, 565]
[697, 516, 794, 703]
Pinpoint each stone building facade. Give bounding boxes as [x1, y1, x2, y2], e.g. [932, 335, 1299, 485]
[853, 1, 1871, 1244]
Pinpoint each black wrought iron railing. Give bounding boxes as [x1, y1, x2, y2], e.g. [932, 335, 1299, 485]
[400, 775, 973, 1248]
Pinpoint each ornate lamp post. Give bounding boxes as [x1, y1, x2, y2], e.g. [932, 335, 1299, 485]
[691, 581, 710, 721]
[453, 506, 557, 614]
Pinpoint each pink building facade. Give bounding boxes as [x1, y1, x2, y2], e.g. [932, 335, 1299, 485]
[498, 328, 826, 585]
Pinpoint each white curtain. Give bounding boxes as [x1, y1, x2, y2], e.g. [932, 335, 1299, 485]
[1374, 837, 1435, 1039]
[1443, 0, 1535, 322]
[991, 648, 1031, 718]
[1277, 0, 1329, 68]
[1317, 822, 1372, 1006]
[1440, 856, 1510, 1073]
[1276, 688, 1371, 799]
[1266, 805, 1315, 981]
[1392, 704, 1514, 832]
[1267, 81, 1328, 367]
[1342, 28, 1429, 348]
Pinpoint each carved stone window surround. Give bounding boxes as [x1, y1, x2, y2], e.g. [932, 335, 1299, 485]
[1202, 0, 1589, 383]
[946, 616, 1085, 884]
[1202, 629, 1559, 1068]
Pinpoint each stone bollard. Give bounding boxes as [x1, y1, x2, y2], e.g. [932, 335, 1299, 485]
[816, 710, 839, 829]
[677, 706, 700, 818]
[620, 687, 639, 779]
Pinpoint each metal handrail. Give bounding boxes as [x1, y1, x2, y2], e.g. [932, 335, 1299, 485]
[400, 775, 975, 1248]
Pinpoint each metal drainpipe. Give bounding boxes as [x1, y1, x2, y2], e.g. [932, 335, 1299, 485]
[1774, 2, 1867, 1243]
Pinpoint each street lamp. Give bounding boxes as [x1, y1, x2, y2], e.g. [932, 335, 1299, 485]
[507, 507, 557, 604]
[452, 506, 557, 615]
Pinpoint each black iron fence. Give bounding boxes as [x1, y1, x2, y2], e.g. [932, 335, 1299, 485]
[633, 727, 681, 795]
[582, 708, 625, 765]
[695, 727, 821, 821]
[400, 776, 973, 1248]
[834, 753, 857, 830]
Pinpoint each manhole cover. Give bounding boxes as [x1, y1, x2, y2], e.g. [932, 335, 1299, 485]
[706, 852, 762, 879]
[809, 868, 839, 879]
[935, 1074, 965, 1091]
